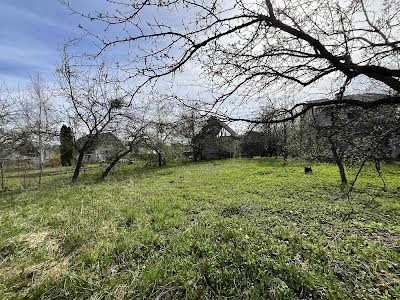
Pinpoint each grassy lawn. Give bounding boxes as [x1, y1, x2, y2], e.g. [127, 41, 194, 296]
[2, 164, 102, 179]
[0, 158, 399, 299]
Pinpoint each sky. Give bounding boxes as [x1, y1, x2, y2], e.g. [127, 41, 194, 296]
[0, 0, 196, 91]
[0, 0, 394, 121]
[0, 0, 107, 88]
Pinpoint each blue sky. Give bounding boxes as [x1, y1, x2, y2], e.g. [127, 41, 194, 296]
[0, 0, 387, 117]
[0, 0, 176, 89]
[0, 0, 97, 88]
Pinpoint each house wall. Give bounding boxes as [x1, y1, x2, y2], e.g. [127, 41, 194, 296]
[306, 106, 400, 160]
[200, 136, 240, 160]
[195, 118, 241, 160]
[83, 153, 96, 163]
[390, 138, 400, 159]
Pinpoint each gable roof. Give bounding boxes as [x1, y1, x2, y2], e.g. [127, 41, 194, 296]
[219, 120, 239, 138]
[200, 117, 239, 138]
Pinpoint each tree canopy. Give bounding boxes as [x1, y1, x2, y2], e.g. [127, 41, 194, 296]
[64, 0, 400, 122]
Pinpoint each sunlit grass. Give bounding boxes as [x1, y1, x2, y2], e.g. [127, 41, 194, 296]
[0, 158, 399, 299]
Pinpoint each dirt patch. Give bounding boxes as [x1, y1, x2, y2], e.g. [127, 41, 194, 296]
[256, 170, 273, 175]
[221, 205, 244, 217]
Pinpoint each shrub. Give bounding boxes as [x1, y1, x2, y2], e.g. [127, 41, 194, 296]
[47, 154, 61, 167]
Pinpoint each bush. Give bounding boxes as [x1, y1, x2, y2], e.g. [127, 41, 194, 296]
[141, 153, 160, 167]
[47, 154, 61, 167]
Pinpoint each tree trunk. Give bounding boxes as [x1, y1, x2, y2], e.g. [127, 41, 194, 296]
[101, 149, 131, 179]
[157, 151, 163, 167]
[38, 148, 44, 185]
[1, 159, 4, 191]
[283, 122, 288, 165]
[71, 135, 97, 183]
[38, 94, 44, 186]
[329, 138, 347, 183]
[192, 145, 197, 161]
[72, 151, 85, 183]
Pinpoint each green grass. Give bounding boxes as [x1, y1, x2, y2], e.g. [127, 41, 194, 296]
[2, 163, 102, 189]
[0, 158, 399, 299]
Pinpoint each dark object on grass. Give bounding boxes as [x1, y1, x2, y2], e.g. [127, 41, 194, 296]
[256, 170, 273, 176]
[304, 167, 313, 174]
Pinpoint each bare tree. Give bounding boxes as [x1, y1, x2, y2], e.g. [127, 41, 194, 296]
[63, 0, 400, 122]
[176, 105, 205, 161]
[307, 107, 349, 183]
[0, 85, 15, 190]
[58, 47, 126, 183]
[296, 102, 400, 183]
[100, 105, 150, 179]
[260, 109, 288, 158]
[20, 75, 56, 184]
[142, 99, 179, 167]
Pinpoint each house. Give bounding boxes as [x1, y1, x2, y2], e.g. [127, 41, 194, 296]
[305, 93, 400, 160]
[193, 118, 276, 160]
[14, 134, 39, 158]
[76, 132, 125, 163]
[43, 144, 59, 162]
[309, 93, 391, 127]
[194, 117, 241, 160]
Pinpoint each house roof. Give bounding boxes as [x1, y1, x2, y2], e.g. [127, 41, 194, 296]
[204, 116, 239, 138]
[218, 120, 240, 138]
[307, 93, 390, 105]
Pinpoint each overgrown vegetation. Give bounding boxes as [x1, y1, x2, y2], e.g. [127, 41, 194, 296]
[0, 158, 399, 299]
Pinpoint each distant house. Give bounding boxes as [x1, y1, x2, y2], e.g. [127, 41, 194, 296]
[43, 144, 59, 162]
[76, 132, 125, 163]
[14, 134, 39, 158]
[194, 117, 241, 160]
[306, 93, 400, 159]
[309, 93, 391, 126]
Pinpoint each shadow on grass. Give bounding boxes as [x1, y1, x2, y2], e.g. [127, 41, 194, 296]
[2, 157, 396, 210]
[0, 159, 205, 200]
[0, 157, 328, 197]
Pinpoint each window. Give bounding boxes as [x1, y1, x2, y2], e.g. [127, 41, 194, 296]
[218, 128, 231, 137]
